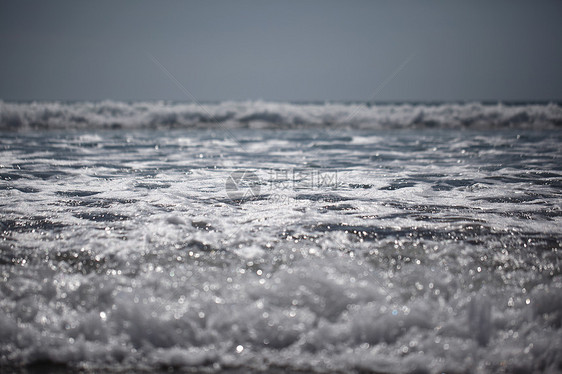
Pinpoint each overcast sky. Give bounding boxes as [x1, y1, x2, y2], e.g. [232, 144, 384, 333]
[1, 0, 561, 102]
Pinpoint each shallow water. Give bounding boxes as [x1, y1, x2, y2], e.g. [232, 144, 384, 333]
[1, 128, 561, 373]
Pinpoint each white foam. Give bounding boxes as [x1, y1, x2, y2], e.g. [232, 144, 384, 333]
[0, 128, 561, 373]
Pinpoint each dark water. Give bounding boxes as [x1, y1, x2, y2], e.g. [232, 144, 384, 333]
[1, 127, 561, 373]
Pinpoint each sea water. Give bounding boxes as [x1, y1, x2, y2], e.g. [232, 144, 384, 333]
[1, 101, 561, 373]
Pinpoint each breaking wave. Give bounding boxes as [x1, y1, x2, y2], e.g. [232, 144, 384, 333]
[1, 100, 561, 131]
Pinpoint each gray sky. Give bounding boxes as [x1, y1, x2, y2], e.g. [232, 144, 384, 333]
[1, 0, 561, 102]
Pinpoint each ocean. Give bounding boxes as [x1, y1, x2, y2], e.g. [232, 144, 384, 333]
[1, 100, 561, 373]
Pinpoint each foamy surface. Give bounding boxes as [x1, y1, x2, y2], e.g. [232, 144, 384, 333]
[1, 126, 561, 373]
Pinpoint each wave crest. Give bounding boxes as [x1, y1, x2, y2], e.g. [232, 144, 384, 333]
[1, 100, 561, 130]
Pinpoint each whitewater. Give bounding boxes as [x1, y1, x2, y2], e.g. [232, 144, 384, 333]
[1, 101, 561, 373]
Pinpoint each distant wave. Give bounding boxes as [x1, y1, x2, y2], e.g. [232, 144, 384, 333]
[1, 100, 561, 131]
